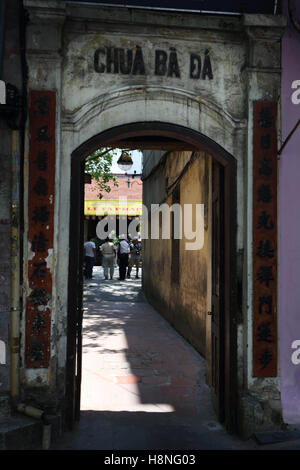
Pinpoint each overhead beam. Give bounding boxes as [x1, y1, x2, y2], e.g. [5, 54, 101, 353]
[114, 139, 197, 151]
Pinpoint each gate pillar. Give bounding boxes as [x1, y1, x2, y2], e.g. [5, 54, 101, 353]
[21, 1, 66, 410]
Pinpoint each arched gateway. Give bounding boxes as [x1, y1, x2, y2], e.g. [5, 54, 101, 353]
[21, 1, 285, 437]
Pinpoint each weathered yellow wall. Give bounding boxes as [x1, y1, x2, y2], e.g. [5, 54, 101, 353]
[143, 151, 212, 362]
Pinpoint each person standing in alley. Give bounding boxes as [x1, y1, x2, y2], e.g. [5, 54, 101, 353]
[100, 236, 116, 280]
[117, 234, 130, 281]
[84, 237, 96, 279]
[127, 236, 142, 279]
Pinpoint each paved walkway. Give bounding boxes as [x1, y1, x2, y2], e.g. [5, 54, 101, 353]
[51, 266, 299, 451]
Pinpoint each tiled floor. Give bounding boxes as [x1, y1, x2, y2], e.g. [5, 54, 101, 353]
[52, 266, 294, 450]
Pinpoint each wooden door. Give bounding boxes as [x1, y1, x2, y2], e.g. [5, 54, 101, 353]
[65, 159, 85, 429]
[211, 160, 225, 422]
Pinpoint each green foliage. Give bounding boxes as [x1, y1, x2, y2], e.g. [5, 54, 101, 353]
[85, 148, 119, 199]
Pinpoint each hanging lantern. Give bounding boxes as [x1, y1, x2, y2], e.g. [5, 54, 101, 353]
[117, 150, 133, 171]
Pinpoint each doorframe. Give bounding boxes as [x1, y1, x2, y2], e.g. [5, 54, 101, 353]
[66, 121, 237, 433]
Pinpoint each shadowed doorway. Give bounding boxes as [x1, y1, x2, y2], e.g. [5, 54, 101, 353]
[66, 122, 237, 436]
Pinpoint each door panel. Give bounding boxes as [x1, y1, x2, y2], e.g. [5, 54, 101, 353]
[211, 160, 225, 422]
[65, 159, 85, 429]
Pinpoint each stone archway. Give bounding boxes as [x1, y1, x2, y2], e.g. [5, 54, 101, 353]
[22, 2, 285, 438]
[65, 119, 237, 432]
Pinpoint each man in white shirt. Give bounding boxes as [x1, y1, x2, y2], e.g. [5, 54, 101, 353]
[117, 234, 130, 280]
[84, 238, 96, 279]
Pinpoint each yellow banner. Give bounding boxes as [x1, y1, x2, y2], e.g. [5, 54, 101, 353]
[84, 199, 142, 216]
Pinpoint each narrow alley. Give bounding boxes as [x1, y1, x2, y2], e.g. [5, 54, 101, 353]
[51, 265, 257, 451]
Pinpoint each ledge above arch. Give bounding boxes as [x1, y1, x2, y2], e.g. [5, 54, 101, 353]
[62, 86, 247, 160]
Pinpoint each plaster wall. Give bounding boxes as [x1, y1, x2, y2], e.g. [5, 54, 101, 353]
[279, 0, 300, 424]
[0, 0, 22, 405]
[143, 151, 211, 361]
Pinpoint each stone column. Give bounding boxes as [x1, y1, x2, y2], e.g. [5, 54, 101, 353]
[21, 0, 66, 411]
[240, 13, 286, 437]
